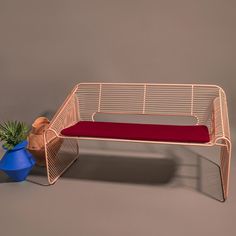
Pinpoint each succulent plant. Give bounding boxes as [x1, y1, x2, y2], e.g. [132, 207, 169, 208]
[0, 121, 29, 150]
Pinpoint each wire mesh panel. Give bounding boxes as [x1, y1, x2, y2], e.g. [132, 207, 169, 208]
[192, 85, 220, 136]
[100, 84, 145, 113]
[220, 89, 230, 140]
[213, 97, 224, 140]
[76, 84, 100, 121]
[45, 129, 78, 184]
[145, 84, 192, 115]
[50, 93, 78, 135]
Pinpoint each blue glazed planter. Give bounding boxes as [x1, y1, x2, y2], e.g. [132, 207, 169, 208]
[0, 140, 36, 182]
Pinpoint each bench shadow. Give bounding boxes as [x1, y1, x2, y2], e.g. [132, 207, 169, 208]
[173, 154, 224, 202]
[64, 154, 178, 185]
[27, 147, 224, 202]
[26, 153, 177, 186]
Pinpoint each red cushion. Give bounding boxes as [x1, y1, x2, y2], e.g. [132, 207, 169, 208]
[61, 121, 210, 143]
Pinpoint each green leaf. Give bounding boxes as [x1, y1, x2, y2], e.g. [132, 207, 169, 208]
[0, 121, 29, 150]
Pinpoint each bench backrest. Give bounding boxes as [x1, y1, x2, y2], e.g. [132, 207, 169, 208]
[75, 83, 220, 127]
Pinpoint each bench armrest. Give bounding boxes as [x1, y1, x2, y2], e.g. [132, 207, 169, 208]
[48, 86, 79, 136]
[212, 89, 230, 143]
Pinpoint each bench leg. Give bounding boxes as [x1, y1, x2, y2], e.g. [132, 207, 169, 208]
[219, 139, 231, 201]
[44, 130, 79, 184]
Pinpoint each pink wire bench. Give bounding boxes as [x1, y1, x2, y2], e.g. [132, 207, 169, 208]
[44, 83, 231, 200]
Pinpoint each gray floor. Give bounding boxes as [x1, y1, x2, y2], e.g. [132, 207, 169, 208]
[0, 136, 235, 236]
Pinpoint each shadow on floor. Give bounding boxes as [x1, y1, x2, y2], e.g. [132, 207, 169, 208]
[174, 154, 224, 202]
[64, 154, 177, 185]
[25, 153, 177, 186]
[0, 171, 14, 183]
[26, 147, 224, 202]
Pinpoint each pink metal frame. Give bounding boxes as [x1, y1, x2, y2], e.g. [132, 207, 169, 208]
[44, 83, 231, 200]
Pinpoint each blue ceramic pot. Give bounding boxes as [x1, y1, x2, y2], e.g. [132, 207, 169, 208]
[0, 140, 36, 182]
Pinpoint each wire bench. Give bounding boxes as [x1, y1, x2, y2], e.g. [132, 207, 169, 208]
[44, 83, 231, 200]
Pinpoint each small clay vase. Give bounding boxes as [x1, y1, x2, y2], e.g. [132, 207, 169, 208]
[27, 117, 50, 167]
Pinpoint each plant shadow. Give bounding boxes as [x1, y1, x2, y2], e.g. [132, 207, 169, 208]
[0, 171, 14, 183]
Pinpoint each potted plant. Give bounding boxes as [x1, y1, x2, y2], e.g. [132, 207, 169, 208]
[0, 121, 35, 181]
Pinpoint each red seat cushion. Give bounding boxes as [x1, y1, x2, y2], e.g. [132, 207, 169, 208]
[61, 121, 210, 143]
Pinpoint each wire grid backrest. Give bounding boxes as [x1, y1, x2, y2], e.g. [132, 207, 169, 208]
[75, 83, 221, 136]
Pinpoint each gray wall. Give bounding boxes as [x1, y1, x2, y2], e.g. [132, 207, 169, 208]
[0, 0, 235, 128]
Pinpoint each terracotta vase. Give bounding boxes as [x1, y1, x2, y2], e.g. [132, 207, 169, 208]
[27, 117, 50, 167]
